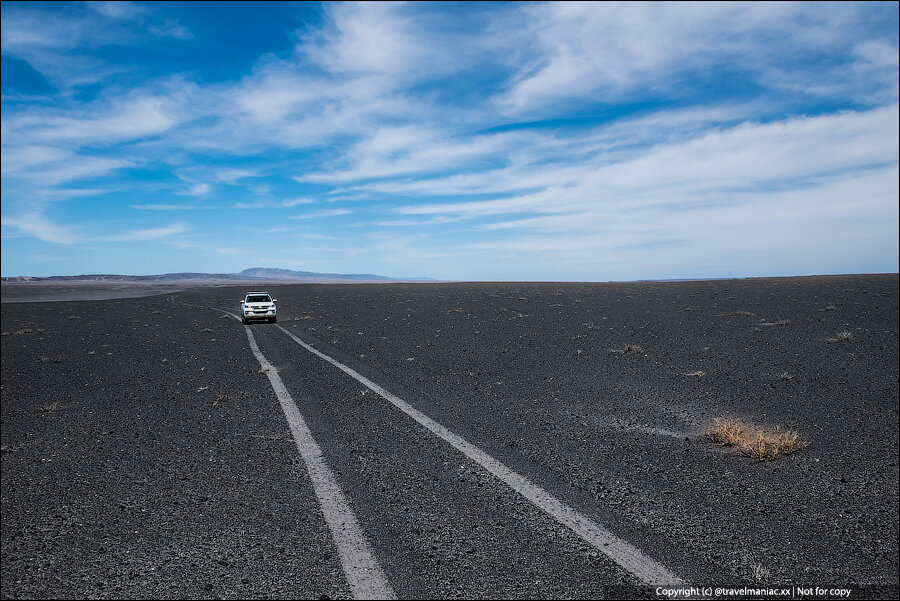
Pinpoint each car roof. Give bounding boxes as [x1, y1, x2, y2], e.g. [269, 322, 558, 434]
[246, 291, 270, 295]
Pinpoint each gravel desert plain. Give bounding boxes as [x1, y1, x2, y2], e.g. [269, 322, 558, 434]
[2, 274, 898, 599]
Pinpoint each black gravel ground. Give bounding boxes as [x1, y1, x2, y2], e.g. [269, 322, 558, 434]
[2, 275, 898, 599]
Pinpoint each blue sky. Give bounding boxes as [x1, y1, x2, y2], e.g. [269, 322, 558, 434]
[2, 1, 898, 281]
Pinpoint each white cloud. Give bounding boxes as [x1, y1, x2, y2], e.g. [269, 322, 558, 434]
[466, 165, 898, 278]
[86, 2, 149, 20]
[1, 211, 187, 247]
[178, 183, 210, 197]
[7, 155, 132, 187]
[214, 168, 260, 183]
[0, 2, 175, 90]
[291, 209, 351, 220]
[496, 2, 889, 114]
[24, 95, 179, 142]
[149, 18, 193, 40]
[1, 7, 88, 50]
[393, 105, 898, 219]
[282, 197, 316, 207]
[0, 145, 70, 176]
[301, 1, 432, 82]
[103, 223, 189, 242]
[231, 69, 324, 124]
[854, 41, 900, 68]
[1, 212, 81, 244]
[300, 127, 522, 183]
[232, 196, 316, 209]
[131, 204, 210, 211]
[373, 216, 463, 227]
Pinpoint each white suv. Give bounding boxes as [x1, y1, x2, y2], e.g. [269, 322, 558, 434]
[240, 292, 277, 324]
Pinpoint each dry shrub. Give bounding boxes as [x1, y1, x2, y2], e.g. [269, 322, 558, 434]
[704, 418, 746, 446]
[623, 343, 643, 354]
[704, 418, 808, 461]
[741, 428, 809, 461]
[837, 331, 852, 342]
[751, 562, 771, 582]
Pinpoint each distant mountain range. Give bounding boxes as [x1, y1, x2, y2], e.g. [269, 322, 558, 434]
[2, 267, 434, 283]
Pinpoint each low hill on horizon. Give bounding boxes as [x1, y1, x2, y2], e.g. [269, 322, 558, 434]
[2, 267, 434, 283]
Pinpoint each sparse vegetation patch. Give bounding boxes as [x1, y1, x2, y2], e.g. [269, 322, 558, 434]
[703, 418, 809, 461]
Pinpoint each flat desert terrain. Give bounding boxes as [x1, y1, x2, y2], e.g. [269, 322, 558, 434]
[2, 275, 897, 599]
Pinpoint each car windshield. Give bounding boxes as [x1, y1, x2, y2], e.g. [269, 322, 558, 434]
[247, 295, 271, 303]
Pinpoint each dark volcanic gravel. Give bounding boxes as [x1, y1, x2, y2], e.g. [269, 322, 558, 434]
[2, 275, 898, 599]
[2, 295, 349, 599]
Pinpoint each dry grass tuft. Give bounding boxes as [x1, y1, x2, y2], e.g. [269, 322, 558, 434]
[836, 331, 853, 342]
[704, 418, 808, 461]
[750, 562, 771, 582]
[623, 343, 644, 354]
[704, 418, 747, 447]
[741, 428, 809, 461]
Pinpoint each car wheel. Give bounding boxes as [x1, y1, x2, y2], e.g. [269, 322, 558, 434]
[270, 316, 277, 323]
[242, 315, 248, 325]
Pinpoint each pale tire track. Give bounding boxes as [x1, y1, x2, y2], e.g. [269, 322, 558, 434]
[274, 323, 685, 587]
[219, 310, 395, 600]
